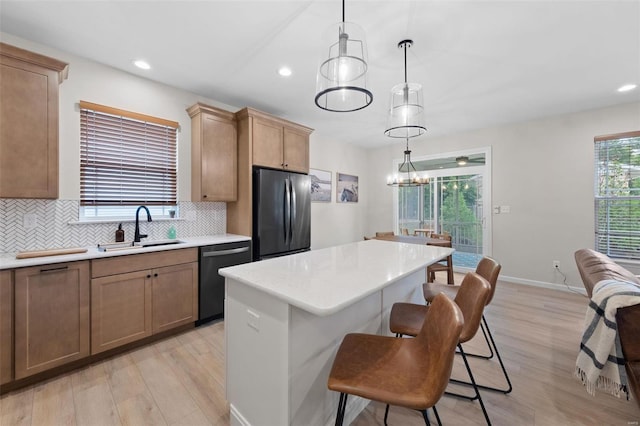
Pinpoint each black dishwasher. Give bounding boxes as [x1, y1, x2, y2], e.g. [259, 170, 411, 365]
[197, 240, 252, 325]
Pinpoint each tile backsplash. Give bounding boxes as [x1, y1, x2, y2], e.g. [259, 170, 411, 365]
[0, 199, 226, 253]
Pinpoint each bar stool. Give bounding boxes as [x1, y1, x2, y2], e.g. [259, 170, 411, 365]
[426, 233, 454, 284]
[389, 272, 493, 425]
[423, 256, 512, 394]
[328, 293, 464, 426]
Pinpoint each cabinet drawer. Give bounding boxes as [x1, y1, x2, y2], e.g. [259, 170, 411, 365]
[92, 248, 198, 278]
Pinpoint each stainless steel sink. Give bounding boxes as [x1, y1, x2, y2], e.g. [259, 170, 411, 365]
[97, 240, 184, 252]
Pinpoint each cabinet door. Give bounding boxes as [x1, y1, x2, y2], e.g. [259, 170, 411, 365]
[1, 270, 13, 384]
[152, 262, 198, 334]
[200, 113, 237, 201]
[0, 46, 65, 199]
[283, 127, 309, 173]
[14, 262, 90, 379]
[252, 118, 284, 169]
[91, 270, 152, 354]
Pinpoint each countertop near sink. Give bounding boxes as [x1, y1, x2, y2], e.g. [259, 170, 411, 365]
[0, 234, 251, 270]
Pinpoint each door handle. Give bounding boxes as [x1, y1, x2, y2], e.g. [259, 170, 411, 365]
[290, 179, 296, 242]
[202, 247, 250, 257]
[284, 178, 291, 243]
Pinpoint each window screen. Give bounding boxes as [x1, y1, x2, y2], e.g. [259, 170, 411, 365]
[80, 101, 178, 208]
[594, 131, 640, 260]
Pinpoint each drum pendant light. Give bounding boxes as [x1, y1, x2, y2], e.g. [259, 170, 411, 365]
[385, 40, 427, 138]
[315, 0, 373, 112]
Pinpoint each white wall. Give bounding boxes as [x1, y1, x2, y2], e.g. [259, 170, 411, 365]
[367, 102, 640, 289]
[309, 134, 369, 250]
[1, 32, 238, 201]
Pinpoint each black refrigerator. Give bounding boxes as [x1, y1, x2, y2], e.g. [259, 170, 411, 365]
[253, 167, 311, 260]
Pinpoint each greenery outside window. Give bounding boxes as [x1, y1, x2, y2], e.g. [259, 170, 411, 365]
[79, 101, 178, 221]
[594, 131, 640, 260]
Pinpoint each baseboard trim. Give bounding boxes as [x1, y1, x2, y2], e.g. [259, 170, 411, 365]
[497, 274, 587, 296]
[453, 266, 587, 296]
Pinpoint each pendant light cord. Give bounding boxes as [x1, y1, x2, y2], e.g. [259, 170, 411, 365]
[404, 42, 408, 83]
[342, 0, 345, 23]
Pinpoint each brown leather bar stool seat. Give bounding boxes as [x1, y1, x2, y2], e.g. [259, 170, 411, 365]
[389, 272, 492, 425]
[328, 293, 464, 426]
[423, 256, 512, 394]
[426, 233, 454, 284]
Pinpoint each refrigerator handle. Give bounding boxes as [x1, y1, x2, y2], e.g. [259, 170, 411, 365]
[290, 178, 296, 242]
[283, 178, 290, 243]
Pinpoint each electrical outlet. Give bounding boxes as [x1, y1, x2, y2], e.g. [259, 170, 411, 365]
[553, 260, 560, 269]
[247, 309, 260, 332]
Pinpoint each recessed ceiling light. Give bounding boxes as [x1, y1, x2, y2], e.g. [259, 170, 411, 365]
[617, 84, 637, 92]
[133, 60, 151, 70]
[278, 67, 292, 77]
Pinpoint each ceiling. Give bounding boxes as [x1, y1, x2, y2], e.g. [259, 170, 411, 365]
[1, 1, 639, 148]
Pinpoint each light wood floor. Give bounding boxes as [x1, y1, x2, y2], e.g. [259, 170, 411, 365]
[1, 274, 639, 425]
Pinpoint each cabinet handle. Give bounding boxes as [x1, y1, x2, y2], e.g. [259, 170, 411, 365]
[203, 194, 208, 198]
[154, 273, 158, 277]
[40, 265, 69, 274]
[284, 163, 288, 168]
[147, 274, 151, 278]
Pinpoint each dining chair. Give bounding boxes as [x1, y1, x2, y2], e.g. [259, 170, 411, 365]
[389, 272, 493, 425]
[423, 256, 512, 394]
[376, 231, 395, 237]
[401, 227, 410, 236]
[426, 233, 454, 284]
[328, 293, 464, 426]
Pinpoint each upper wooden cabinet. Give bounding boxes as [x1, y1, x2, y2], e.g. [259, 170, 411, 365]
[227, 108, 313, 236]
[241, 108, 312, 174]
[187, 103, 237, 202]
[0, 43, 68, 199]
[14, 261, 90, 379]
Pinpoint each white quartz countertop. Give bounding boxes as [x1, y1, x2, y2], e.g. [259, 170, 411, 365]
[0, 234, 251, 270]
[219, 239, 454, 316]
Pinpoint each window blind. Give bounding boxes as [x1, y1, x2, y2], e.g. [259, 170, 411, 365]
[80, 101, 178, 206]
[594, 131, 640, 260]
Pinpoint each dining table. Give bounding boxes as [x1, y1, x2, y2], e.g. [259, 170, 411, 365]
[371, 234, 452, 248]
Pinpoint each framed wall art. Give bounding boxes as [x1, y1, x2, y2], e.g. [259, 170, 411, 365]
[310, 168, 332, 202]
[336, 172, 358, 203]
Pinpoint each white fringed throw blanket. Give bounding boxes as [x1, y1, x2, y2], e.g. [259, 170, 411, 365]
[575, 279, 640, 398]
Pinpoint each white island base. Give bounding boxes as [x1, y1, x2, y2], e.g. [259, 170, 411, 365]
[221, 240, 454, 426]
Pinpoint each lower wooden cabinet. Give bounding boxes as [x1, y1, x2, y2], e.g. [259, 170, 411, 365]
[1, 270, 13, 384]
[91, 270, 152, 354]
[91, 249, 198, 354]
[13, 261, 90, 379]
[152, 262, 198, 334]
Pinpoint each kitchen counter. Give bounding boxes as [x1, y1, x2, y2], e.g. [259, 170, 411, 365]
[220, 239, 453, 316]
[0, 234, 250, 270]
[220, 239, 454, 426]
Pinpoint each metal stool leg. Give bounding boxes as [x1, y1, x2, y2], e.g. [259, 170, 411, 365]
[445, 344, 492, 425]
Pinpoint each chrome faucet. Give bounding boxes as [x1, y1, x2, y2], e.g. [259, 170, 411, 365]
[134, 206, 152, 243]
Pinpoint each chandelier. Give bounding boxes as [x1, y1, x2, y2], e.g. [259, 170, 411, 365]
[386, 138, 429, 187]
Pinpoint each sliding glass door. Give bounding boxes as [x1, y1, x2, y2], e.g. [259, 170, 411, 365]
[395, 149, 491, 269]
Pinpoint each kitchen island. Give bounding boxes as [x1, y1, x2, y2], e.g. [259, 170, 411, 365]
[219, 239, 454, 426]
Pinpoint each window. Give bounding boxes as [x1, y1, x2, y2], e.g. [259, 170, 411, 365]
[594, 131, 640, 260]
[79, 101, 178, 220]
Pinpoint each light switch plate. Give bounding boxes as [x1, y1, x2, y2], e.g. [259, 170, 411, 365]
[501, 205, 511, 214]
[492, 205, 501, 214]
